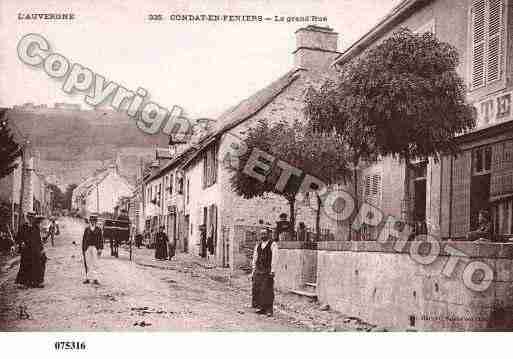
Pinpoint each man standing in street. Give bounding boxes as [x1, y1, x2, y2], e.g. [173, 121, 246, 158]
[48, 218, 59, 247]
[251, 228, 279, 317]
[81, 215, 103, 285]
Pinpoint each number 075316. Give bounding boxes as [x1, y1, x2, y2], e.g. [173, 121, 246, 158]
[54, 341, 86, 350]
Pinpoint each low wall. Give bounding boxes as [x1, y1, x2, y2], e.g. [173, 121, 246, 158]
[275, 241, 317, 291]
[278, 240, 513, 331]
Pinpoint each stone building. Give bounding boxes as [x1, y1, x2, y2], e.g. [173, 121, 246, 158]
[276, 0, 513, 331]
[136, 25, 343, 268]
[329, 0, 512, 240]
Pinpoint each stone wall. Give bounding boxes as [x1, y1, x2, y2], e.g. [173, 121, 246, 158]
[275, 241, 317, 291]
[276, 241, 513, 330]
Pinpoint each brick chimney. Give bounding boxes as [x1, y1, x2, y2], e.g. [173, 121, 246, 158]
[293, 25, 340, 71]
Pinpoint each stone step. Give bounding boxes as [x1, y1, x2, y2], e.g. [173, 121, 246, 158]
[289, 289, 318, 299]
[304, 282, 317, 288]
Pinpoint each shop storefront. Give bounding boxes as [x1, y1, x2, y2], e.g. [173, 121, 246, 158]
[440, 120, 513, 240]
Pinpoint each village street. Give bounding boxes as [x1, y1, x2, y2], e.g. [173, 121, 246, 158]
[0, 217, 376, 331]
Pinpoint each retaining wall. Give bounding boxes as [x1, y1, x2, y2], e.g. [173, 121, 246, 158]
[277, 240, 513, 331]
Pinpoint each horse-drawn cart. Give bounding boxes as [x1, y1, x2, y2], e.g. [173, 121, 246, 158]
[102, 219, 130, 257]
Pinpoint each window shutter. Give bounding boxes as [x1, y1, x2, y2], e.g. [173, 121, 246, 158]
[211, 204, 218, 250]
[471, 0, 486, 89]
[450, 151, 472, 238]
[440, 155, 452, 238]
[364, 174, 381, 207]
[487, 0, 503, 83]
[491, 140, 513, 198]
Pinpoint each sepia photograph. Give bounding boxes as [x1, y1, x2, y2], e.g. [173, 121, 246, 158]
[1, 0, 513, 356]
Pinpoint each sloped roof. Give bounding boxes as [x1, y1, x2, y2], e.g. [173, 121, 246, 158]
[213, 69, 303, 134]
[74, 166, 133, 202]
[145, 145, 197, 183]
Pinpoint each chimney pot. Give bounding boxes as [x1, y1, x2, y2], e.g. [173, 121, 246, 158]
[293, 25, 339, 71]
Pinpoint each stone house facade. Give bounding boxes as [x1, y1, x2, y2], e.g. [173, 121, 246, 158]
[177, 25, 346, 269]
[275, 0, 513, 331]
[332, 0, 513, 241]
[138, 25, 345, 268]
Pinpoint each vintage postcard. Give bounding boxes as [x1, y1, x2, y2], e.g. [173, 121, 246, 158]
[0, 0, 513, 355]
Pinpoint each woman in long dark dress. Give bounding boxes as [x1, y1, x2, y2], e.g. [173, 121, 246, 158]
[26, 216, 46, 288]
[154, 226, 168, 260]
[15, 213, 34, 287]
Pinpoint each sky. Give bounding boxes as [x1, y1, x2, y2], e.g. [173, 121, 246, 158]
[0, 0, 401, 119]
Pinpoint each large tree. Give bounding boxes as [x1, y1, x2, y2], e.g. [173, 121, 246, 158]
[230, 120, 350, 237]
[306, 28, 475, 223]
[0, 109, 22, 180]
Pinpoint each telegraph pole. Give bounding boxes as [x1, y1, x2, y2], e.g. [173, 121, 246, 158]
[17, 140, 30, 235]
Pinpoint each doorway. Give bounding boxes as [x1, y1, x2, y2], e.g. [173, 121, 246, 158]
[184, 214, 189, 253]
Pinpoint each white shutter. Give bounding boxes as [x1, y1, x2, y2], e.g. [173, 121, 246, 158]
[364, 174, 382, 207]
[471, 0, 487, 89]
[487, 0, 503, 83]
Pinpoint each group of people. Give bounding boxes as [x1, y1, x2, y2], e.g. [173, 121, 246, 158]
[154, 225, 176, 260]
[15, 212, 47, 288]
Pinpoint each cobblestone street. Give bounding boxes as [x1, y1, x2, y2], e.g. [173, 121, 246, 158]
[0, 218, 374, 331]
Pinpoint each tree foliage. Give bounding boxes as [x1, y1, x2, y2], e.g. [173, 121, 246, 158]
[229, 120, 350, 232]
[305, 29, 476, 225]
[0, 109, 22, 180]
[307, 28, 475, 163]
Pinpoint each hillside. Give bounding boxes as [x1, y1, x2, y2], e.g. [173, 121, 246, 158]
[7, 106, 168, 188]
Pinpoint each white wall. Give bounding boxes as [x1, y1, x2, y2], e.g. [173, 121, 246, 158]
[184, 156, 220, 258]
[85, 171, 133, 214]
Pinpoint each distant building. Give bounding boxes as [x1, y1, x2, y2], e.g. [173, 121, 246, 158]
[72, 164, 134, 217]
[54, 102, 81, 111]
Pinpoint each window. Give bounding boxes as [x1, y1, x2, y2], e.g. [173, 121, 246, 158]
[364, 174, 382, 207]
[203, 144, 218, 188]
[470, 0, 505, 90]
[169, 174, 174, 194]
[178, 177, 184, 195]
[473, 146, 492, 175]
